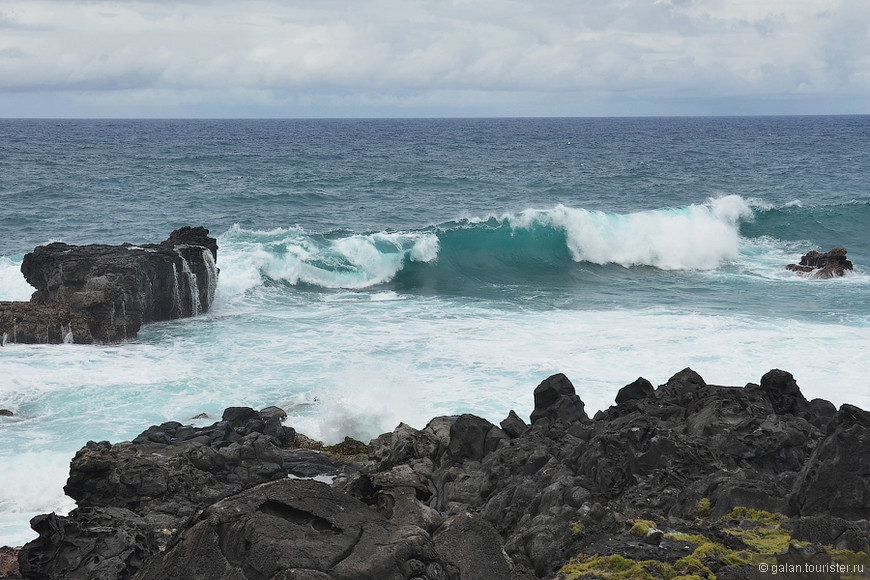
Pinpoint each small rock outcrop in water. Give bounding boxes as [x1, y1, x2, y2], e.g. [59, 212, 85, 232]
[0, 227, 218, 344]
[786, 247, 853, 278]
[16, 369, 870, 579]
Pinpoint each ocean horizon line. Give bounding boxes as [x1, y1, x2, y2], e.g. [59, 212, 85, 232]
[3, 113, 870, 121]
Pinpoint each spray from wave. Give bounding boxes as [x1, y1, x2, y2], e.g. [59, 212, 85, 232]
[0, 255, 34, 301]
[507, 195, 753, 270]
[215, 225, 439, 298]
[215, 196, 756, 295]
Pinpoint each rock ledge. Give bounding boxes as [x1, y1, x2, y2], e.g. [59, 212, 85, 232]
[0, 227, 218, 344]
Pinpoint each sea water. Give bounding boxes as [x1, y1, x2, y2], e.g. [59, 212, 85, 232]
[1, 117, 869, 546]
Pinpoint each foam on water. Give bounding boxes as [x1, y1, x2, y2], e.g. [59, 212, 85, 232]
[0, 450, 76, 547]
[0, 256, 33, 301]
[508, 195, 753, 270]
[218, 224, 439, 291]
[5, 294, 869, 549]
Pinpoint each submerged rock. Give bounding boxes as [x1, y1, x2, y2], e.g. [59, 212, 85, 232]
[786, 247, 853, 278]
[0, 227, 218, 344]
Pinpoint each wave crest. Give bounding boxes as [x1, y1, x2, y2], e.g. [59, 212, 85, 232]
[216, 196, 756, 294]
[508, 195, 753, 270]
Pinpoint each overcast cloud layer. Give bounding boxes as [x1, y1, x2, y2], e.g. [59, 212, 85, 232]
[0, 0, 868, 117]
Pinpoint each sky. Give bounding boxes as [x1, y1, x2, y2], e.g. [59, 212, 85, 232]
[0, 0, 868, 118]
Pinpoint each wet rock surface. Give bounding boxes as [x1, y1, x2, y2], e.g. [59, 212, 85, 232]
[16, 369, 870, 579]
[786, 247, 854, 278]
[0, 227, 218, 344]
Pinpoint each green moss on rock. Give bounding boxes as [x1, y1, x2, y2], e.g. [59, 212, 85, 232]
[665, 532, 711, 546]
[721, 507, 785, 526]
[557, 507, 864, 580]
[629, 519, 655, 538]
[556, 554, 670, 580]
[694, 498, 712, 519]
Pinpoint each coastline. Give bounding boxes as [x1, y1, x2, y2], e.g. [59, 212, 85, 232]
[4, 368, 869, 579]
[1, 116, 869, 578]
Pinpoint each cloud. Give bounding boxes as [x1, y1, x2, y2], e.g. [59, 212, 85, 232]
[0, 0, 867, 116]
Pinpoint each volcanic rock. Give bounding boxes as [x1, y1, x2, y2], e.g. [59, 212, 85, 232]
[323, 436, 368, 457]
[433, 512, 535, 580]
[529, 373, 589, 425]
[757, 368, 811, 417]
[786, 247, 853, 278]
[790, 404, 870, 519]
[500, 410, 529, 438]
[614, 376, 654, 405]
[0, 546, 19, 578]
[786, 515, 870, 553]
[133, 478, 452, 580]
[0, 227, 218, 344]
[19, 406, 301, 580]
[19, 507, 155, 580]
[17, 369, 870, 580]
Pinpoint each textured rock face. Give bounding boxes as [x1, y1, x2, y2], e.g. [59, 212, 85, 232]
[786, 247, 854, 278]
[16, 369, 870, 580]
[18, 408, 302, 580]
[529, 373, 588, 425]
[0, 546, 19, 578]
[356, 369, 860, 576]
[790, 404, 870, 519]
[134, 479, 452, 580]
[0, 227, 218, 344]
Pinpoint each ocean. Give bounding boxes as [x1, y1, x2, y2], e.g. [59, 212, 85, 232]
[1, 116, 869, 546]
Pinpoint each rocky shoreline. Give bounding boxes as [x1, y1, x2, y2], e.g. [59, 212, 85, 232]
[3, 368, 869, 579]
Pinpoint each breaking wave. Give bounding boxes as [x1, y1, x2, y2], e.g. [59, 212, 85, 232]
[215, 196, 759, 295]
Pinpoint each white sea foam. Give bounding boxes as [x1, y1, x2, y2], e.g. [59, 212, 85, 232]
[216, 225, 439, 293]
[369, 291, 403, 302]
[2, 294, 869, 546]
[0, 450, 75, 547]
[0, 256, 35, 301]
[509, 195, 754, 270]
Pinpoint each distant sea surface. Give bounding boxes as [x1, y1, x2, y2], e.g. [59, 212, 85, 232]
[1, 117, 869, 545]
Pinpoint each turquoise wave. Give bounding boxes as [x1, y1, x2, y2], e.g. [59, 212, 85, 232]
[216, 196, 765, 293]
[4, 198, 865, 302]
[744, 200, 870, 260]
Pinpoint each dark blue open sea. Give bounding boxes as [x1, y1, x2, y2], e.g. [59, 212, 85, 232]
[1, 117, 869, 545]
